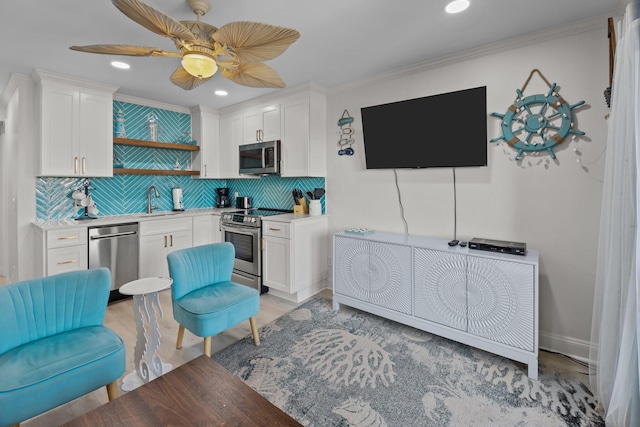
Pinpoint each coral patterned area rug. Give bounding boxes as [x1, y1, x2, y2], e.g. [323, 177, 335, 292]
[212, 297, 604, 427]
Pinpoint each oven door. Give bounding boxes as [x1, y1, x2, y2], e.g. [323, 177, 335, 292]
[221, 222, 260, 277]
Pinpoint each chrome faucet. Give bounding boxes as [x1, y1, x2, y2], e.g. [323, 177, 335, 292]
[147, 185, 160, 214]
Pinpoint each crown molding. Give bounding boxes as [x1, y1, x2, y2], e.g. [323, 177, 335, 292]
[113, 93, 192, 114]
[31, 69, 118, 94]
[1, 73, 32, 107]
[219, 81, 327, 115]
[329, 14, 609, 96]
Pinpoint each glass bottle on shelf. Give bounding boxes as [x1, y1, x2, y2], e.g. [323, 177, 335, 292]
[147, 113, 159, 141]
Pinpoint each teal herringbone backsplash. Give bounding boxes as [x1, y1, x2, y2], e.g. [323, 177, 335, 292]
[36, 175, 325, 220]
[35, 101, 325, 220]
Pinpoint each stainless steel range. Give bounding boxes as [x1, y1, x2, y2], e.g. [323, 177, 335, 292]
[220, 208, 291, 294]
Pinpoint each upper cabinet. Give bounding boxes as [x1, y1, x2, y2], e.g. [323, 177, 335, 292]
[219, 113, 244, 179]
[33, 70, 118, 177]
[197, 83, 327, 179]
[280, 91, 326, 177]
[242, 104, 281, 144]
[191, 105, 220, 179]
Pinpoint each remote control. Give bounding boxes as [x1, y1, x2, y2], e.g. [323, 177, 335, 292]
[448, 239, 459, 247]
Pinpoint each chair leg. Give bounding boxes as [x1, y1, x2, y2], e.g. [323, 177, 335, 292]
[249, 317, 260, 346]
[176, 324, 185, 349]
[204, 336, 212, 356]
[106, 380, 119, 401]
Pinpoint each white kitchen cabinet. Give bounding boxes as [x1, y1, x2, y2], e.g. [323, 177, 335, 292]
[219, 114, 243, 178]
[262, 216, 328, 303]
[191, 106, 220, 179]
[263, 234, 291, 293]
[47, 246, 88, 276]
[192, 215, 221, 247]
[33, 70, 117, 177]
[280, 92, 326, 177]
[333, 231, 540, 379]
[242, 104, 281, 144]
[34, 226, 88, 277]
[139, 217, 192, 278]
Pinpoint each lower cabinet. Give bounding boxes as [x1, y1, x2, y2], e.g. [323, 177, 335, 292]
[333, 231, 540, 379]
[139, 217, 193, 278]
[35, 227, 88, 278]
[192, 214, 221, 247]
[262, 216, 328, 303]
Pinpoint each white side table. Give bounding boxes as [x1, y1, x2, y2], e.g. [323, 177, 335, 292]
[119, 277, 173, 391]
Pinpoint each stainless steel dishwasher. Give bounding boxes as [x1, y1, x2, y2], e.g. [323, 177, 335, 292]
[88, 222, 139, 302]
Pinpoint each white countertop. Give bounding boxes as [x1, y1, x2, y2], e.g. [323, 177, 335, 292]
[33, 208, 327, 230]
[32, 208, 234, 231]
[261, 213, 328, 223]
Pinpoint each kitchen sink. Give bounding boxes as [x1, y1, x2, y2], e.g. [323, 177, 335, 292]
[133, 211, 185, 218]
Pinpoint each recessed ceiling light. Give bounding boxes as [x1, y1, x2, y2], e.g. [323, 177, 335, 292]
[111, 61, 130, 69]
[214, 90, 228, 96]
[445, 0, 470, 14]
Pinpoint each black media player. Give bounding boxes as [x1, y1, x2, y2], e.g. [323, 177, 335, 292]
[468, 238, 527, 256]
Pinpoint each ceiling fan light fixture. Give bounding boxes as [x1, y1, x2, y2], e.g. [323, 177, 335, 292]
[182, 53, 218, 78]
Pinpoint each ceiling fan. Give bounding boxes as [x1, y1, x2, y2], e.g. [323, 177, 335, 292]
[70, 0, 300, 90]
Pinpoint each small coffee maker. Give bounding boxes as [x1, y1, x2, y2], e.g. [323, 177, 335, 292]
[216, 188, 231, 208]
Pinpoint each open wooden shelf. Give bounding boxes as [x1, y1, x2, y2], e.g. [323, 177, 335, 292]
[113, 168, 200, 176]
[113, 137, 200, 152]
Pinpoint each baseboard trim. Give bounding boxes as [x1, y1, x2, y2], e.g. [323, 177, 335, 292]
[539, 331, 591, 363]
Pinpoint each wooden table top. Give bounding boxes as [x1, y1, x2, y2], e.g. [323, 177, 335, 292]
[63, 355, 302, 427]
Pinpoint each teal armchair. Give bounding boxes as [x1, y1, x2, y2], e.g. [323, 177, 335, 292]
[0, 268, 125, 427]
[167, 242, 260, 357]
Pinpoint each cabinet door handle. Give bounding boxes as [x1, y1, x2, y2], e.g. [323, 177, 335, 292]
[204, 164, 207, 177]
[256, 130, 259, 141]
[82, 157, 86, 174]
[269, 227, 281, 231]
[170, 234, 173, 247]
[261, 237, 264, 251]
[74, 157, 79, 174]
[164, 235, 167, 248]
[259, 129, 264, 141]
[58, 259, 77, 265]
[57, 235, 79, 241]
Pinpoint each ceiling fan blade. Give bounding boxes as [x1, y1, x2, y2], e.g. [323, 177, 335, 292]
[180, 20, 218, 44]
[170, 66, 212, 90]
[112, 0, 198, 42]
[213, 21, 300, 63]
[222, 62, 286, 88]
[70, 44, 181, 57]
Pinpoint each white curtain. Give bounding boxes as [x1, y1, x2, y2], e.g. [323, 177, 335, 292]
[589, 2, 640, 426]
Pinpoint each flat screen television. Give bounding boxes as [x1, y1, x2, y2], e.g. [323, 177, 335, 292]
[361, 86, 487, 169]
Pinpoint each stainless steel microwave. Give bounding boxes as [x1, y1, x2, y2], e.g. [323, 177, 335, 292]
[239, 140, 281, 174]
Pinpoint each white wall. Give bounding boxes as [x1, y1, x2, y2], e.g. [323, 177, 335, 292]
[1, 75, 37, 283]
[326, 21, 609, 360]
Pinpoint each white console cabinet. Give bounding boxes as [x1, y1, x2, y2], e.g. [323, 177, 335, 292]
[333, 231, 539, 379]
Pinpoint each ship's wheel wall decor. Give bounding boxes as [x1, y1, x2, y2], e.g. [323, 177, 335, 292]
[490, 70, 586, 161]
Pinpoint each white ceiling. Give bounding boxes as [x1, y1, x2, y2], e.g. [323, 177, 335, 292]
[0, 0, 621, 110]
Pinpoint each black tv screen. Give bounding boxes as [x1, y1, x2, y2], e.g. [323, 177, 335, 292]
[361, 86, 487, 169]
